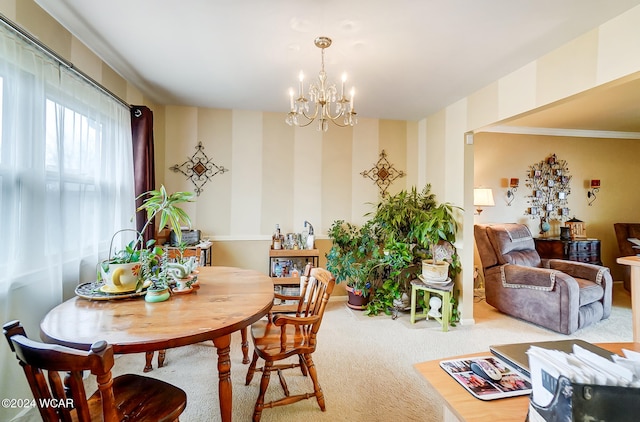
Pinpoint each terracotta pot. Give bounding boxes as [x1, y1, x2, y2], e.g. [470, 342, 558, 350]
[345, 285, 369, 310]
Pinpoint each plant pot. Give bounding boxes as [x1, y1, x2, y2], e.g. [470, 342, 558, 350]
[145, 287, 170, 303]
[173, 275, 194, 293]
[100, 262, 141, 293]
[421, 259, 450, 282]
[345, 285, 369, 310]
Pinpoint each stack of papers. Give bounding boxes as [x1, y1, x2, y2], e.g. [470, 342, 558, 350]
[527, 345, 640, 409]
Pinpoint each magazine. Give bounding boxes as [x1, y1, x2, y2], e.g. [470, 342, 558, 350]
[439, 356, 532, 400]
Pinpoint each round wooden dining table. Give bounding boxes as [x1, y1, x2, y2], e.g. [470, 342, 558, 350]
[40, 266, 274, 422]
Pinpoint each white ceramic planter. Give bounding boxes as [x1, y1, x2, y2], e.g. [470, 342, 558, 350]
[421, 259, 450, 282]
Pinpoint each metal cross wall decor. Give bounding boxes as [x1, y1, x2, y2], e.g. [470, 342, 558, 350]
[169, 142, 229, 196]
[360, 150, 405, 197]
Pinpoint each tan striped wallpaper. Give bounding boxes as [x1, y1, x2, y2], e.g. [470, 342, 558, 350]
[162, 108, 417, 240]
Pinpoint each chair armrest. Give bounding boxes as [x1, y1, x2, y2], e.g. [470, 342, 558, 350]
[501, 264, 566, 291]
[274, 292, 300, 302]
[546, 259, 612, 285]
[272, 314, 319, 326]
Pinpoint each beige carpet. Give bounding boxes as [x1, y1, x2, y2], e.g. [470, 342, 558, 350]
[18, 283, 633, 422]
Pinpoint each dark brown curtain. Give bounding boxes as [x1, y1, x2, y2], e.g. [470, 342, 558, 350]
[131, 105, 155, 243]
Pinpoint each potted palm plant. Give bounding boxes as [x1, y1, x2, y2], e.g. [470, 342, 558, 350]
[325, 219, 384, 310]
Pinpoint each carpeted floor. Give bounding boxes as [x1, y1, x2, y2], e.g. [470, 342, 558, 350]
[17, 283, 633, 422]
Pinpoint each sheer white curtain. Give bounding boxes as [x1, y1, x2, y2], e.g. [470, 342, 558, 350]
[0, 22, 136, 418]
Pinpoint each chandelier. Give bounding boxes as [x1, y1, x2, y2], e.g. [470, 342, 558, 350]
[286, 36, 358, 131]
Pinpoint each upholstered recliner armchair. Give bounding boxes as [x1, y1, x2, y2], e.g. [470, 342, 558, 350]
[475, 223, 612, 334]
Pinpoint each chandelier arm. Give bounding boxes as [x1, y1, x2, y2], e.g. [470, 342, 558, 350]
[322, 102, 351, 120]
[293, 118, 316, 128]
[300, 103, 321, 121]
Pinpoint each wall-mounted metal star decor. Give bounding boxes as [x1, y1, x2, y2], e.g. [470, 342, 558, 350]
[169, 142, 229, 196]
[360, 150, 405, 197]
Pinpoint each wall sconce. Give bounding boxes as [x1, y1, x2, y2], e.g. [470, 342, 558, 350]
[506, 178, 519, 206]
[587, 179, 600, 206]
[474, 188, 495, 215]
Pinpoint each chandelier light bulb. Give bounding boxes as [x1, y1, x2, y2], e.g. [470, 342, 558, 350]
[298, 71, 304, 97]
[288, 88, 295, 110]
[350, 88, 355, 111]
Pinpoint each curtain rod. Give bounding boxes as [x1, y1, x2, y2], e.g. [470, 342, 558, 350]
[0, 13, 131, 109]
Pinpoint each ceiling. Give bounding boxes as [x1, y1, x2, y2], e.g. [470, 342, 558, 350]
[35, 0, 640, 133]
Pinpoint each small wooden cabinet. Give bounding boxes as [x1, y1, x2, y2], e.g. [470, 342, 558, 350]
[534, 237, 601, 265]
[268, 248, 319, 312]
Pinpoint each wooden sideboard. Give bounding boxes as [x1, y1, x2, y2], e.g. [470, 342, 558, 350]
[534, 237, 601, 265]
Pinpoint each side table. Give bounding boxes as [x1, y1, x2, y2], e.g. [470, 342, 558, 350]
[534, 237, 601, 265]
[410, 279, 454, 332]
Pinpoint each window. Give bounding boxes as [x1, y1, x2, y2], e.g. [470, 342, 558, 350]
[0, 20, 135, 307]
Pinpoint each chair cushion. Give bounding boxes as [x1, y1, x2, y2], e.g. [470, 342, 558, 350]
[575, 277, 605, 306]
[486, 224, 542, 267]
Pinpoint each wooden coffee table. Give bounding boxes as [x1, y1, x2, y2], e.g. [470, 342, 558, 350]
[40, 266, 274, 422]
[414, 342, 640, 422]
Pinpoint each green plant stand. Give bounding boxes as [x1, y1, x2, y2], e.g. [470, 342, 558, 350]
[410, 279, 453, 332]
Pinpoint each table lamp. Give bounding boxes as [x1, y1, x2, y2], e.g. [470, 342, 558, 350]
[474, 188, 495, 215]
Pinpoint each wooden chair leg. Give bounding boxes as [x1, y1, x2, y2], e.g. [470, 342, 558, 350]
[304, 354, 326, 411]
[253, 361, 273, 422]
[241, 327, 249, 364]
[158, 349, 166, 367]
[144, 351, 154, 372]
[298, 354, 308, 376]
[245, 351, 260, 385]
[276, 368, 290, 396]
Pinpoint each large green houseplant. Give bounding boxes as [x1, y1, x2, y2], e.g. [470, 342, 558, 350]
[365, 185, 462, 319]
[325, 219, 385, 310]
[101, 186, 194, 295]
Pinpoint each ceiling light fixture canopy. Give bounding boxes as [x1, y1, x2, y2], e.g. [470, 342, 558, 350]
[286, 36, 357, 131]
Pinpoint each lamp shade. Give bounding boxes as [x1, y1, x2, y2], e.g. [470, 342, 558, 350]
[474, 188, 495, 207]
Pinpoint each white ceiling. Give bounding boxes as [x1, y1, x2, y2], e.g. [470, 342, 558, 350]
[35, 0, 640, 132]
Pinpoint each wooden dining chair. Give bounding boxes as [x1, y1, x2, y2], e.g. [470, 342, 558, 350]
[3, 320, 187, 422]
[245, 264, 336, 421]
[165, 246, 202, 264]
